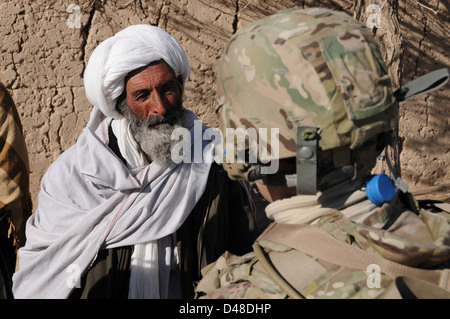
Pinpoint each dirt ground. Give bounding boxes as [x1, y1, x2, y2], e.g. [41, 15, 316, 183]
[0, 0, 448, 207]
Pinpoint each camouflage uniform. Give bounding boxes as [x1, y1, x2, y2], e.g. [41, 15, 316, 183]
[196, 191, 450, 299]
[195, 8, 450, 299]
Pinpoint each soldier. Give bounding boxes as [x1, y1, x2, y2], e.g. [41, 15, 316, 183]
[195, 8, 450, 299]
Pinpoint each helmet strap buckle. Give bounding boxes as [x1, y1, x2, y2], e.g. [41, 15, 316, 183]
[296, 126, 319, 195]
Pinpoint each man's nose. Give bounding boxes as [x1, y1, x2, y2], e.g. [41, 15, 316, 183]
[149, 91, 167, 116]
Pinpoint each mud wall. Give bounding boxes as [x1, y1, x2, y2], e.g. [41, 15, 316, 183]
[1, 0, 448, 208]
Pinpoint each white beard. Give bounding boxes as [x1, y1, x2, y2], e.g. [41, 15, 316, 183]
[117, 98, 187, 166]
[133, 121, 183, 165]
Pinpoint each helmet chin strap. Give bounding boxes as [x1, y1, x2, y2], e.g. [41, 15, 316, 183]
[248, 166, 297, 188]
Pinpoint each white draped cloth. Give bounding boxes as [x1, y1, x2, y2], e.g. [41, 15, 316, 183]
[12, 108, 213, 298]
[12, 24, 212, 299]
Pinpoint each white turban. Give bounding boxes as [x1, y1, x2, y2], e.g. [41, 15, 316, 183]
[83, 24, 191, 119]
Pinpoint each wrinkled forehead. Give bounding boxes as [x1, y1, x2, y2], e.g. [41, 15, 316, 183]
[125, 59, 176, 83]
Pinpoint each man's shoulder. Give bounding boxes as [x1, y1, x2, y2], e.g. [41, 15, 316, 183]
[41, 136, 89, 189]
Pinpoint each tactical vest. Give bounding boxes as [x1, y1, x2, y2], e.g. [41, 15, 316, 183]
[196, 198, 450, 299]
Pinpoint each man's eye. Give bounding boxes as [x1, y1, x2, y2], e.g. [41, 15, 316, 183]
[137, 93, 148, 100]
[162, 85, 177, 94]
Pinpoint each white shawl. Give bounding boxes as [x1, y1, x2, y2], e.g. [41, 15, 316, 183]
[12, 108, 213, 298]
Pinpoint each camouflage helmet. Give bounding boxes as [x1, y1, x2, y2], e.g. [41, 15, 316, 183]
[216, 8, 398, 193]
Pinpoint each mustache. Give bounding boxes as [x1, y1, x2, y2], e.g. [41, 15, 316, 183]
[140, 107, 185, 128]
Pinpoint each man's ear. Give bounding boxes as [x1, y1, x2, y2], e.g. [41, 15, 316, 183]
[115, 89, 128, 118]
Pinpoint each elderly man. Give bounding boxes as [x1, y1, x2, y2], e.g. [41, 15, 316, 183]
[12, 25, 257, 299]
